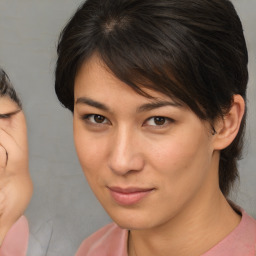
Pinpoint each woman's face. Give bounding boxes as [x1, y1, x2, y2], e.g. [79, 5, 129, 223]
[73, 55, 220, 230]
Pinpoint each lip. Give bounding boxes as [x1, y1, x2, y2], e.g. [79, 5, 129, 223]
[108, 186, 155, 206]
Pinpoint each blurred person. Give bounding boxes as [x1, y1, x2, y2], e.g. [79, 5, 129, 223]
[0, 68, 32, 256]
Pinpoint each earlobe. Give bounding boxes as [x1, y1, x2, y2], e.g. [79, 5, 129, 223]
[213, 94, 245, 150]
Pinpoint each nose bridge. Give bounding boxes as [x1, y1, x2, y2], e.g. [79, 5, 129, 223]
[108, 124, 144, 175]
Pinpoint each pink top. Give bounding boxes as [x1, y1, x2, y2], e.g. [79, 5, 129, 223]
[76, 211, 256, 256]
[0, 216, 29, 256]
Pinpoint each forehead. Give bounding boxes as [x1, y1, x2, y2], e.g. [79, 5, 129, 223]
[74, 55, 183, 107]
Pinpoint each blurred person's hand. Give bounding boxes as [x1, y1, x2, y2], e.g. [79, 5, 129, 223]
[0, 97, 33, 246]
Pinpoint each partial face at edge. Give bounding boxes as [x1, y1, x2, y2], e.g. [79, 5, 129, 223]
[0, 95, 32, 244]
[73, 55, 221, 230]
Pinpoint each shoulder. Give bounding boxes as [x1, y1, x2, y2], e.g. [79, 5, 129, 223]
[0, 216, 29, 256]
[203, 209, 256, 256]
[75, 223, 128, 256]
[240, 210, 256, 240]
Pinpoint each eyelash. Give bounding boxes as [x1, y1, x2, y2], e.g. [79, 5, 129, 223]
[80, 114, 110, 125]
[143, 116, 174, 128]
[80, 114, 174, 128]
[0, 114, 11, 119]
[0, 109, 21, 119]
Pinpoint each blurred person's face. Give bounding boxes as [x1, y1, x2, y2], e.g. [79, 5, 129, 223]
[0, 95, 32, 245]
[73, 55, 221, 230]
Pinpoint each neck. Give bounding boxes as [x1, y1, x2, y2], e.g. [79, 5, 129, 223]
[129, 185, 241, 256]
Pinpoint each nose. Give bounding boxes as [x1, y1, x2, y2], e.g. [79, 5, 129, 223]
[108, 127, 145, 176]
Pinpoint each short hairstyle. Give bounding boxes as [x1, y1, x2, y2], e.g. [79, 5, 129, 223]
[55, 0, 248, 196]
[0, 67, 22, 108]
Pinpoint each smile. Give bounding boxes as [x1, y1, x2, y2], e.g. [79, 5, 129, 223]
[108, 186, 155, 206]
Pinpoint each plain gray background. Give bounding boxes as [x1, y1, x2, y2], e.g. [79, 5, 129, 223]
[0, 1, 255, 255]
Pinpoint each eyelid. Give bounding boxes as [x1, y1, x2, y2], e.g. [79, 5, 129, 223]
[80, 114, 111, 125]
[0, 114, 11, 119]
[143, 116, 175, 127]
[0, 109, 21, 119]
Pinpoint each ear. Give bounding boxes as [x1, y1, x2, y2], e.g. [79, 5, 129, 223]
[213, 94, 245, 150]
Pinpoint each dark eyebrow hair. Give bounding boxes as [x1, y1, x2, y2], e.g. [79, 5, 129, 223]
[76, 97, 109, 111]
[136, 100, 181, 113]
[75, 97, 181, 113]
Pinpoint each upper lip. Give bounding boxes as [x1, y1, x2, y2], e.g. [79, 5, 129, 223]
[108, 186, 155, 194]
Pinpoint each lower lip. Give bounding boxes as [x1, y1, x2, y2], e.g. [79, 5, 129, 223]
[109, 189, 154, 206]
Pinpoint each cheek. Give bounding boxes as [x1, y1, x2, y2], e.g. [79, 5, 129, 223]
[148, 130, 212, 192]
[149, 134, 199, 169]
[73, 125, 104, 180]
[74, 139, 103, 198]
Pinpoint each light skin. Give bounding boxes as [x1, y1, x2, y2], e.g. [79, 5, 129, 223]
[73, 55, 245, 256]
[0, 96, 33, 246]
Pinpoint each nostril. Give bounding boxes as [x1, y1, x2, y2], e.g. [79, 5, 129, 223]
[108, 154, 144, 176]
[108, 130, 144, 175]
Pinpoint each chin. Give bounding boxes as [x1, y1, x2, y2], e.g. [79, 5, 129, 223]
[115, 219, 149, 231]
[107, 208, 158, 231]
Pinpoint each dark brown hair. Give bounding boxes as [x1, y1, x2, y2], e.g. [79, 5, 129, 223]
[0, 67, 22, 108]
[55, 0, 248, 196]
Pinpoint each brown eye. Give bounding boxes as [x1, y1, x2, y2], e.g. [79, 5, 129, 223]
[154, 117, 166, 125]
[94, 115, 106, 123]
[81, 114, 109, 125]
[144, 116, 174, 127]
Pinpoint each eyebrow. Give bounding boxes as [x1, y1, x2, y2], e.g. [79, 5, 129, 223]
[136, 100, 181, 113]
[75, 97, 181, 112]
[76, 97, 109, 111]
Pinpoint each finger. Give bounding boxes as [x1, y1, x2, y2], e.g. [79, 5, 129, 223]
[0, 129, 28, 175]
[0, 190, 6, 210]
[0, 145, 7, 171]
